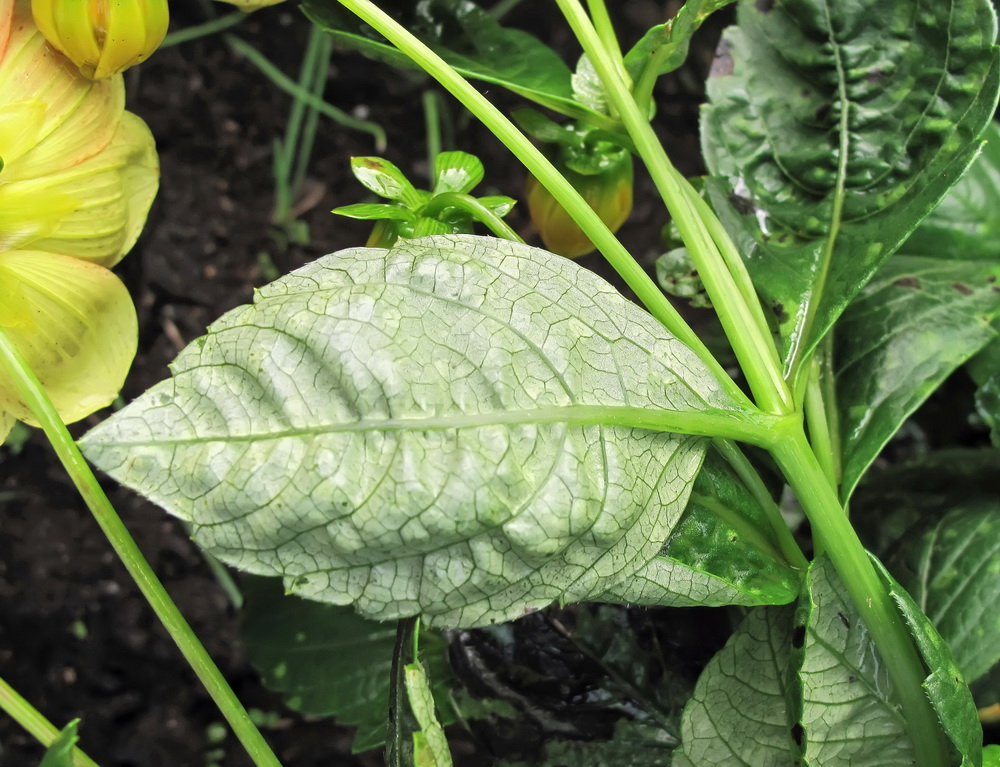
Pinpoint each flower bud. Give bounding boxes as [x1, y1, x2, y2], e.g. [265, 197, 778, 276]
[526, 152, 633, 258]
[31, 0, 168, 79]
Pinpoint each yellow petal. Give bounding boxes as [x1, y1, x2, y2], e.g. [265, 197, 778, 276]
[0, 0, 13, 61]
[0, 4, 123, 179]
[0, 249, 137, 426]
[11, 111, 159, 266]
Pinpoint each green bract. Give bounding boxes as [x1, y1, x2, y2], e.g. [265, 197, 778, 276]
[81, 234, 751, 627]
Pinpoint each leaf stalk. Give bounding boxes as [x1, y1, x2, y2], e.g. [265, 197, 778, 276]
[0, 328, 283, 767]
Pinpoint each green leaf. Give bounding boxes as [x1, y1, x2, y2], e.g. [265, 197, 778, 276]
[872, 557, 983, 766]
[240, 577, 454, 753]
[985, 745, 1000, 767]
[624, 0, 735, 81]
[350, 157, 425, 208]
[701, 0, 1000, 374]
[674, 456, 799, 595]
[405, 660, 453, 767]
[81, 234, 744, 627]
[676, 557, 981, 766]
[571, 55, 606, 115]
[608, 449, 800, 608]
[902, 121, 1000, 263]
[301, 0, 601, 123]
[500, 719, 676, 767]
[431, 151, 484, 196]
[38, 720, 79, 767]
[332, 203, 416, 222]
[835, 255, 1000, 499]
[476, 195, 516, 217]
[976, 372, 1000, 446]
[673, 605, 800, 767]
[883, 501, 1000, 685]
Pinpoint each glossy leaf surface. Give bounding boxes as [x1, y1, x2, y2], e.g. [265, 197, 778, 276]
[81, 234, 743, 627]
[624, 0, 734, 81]
[241, 577, 454, 753]
[883, 501, 1000, 685]
[701, 0, 1000, 373]
[599, 450, 799, 608]
[835, 255, 1000, 498]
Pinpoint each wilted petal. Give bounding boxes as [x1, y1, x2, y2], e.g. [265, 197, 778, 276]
[0, 249, 136, 427]
[0, 411, 13, 443]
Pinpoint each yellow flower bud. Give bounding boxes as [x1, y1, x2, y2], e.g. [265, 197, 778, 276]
[525, 153, 633, 259]
[0, 0, 154, 439]
[0, 0, 158, 267]
[30, 0, 168, 79]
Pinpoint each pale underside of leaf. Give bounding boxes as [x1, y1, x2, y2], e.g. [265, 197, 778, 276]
[82, 235, 739, 628]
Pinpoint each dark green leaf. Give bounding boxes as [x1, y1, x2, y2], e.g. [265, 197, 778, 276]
[82, 234, 743, 627]
[301, 0, 600, 122]
[872, 557, 983, 766]
[702, 0, 1000, 374]
[673, 605, 800, 766]
[882, 501, 1000, 685]
[835, 256, 1000, 499]
[902, 122, 1000, 263]
[624, 0, 735, 81]
[642, 449, 801, 605]
[38, 720, 79, 767]
[976, 373, 1000, 446]
[500, 719, 676, 767]
[852, 449, 1000, 555]
[241, 577, 454, 753]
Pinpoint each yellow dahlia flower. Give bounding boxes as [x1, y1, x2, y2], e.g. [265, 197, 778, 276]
[30, 0, 168, 80]
[0, 0, 158, 442]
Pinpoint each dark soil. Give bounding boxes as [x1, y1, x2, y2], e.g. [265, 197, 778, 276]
[0, 2, 728, 765]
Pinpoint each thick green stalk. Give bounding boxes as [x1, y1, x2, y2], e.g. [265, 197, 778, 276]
[0, 676, 100, 767]
[772, 430, 950, 767]
[585, 0, 629, 86]
[0, 329, 283, 767]
[554, 0, 791, 415]
[336, 0, 754, 412]
[803, 355, 838, 486]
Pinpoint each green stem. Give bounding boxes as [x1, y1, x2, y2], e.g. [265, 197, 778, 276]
[291, 30, 333, 200]
[804, 355, 837, 487]
[420, 193, 524, 242]
[711, 438, 809, 570]
[0, 677, 100, 767]
[632, 38, 672, 119]
[273, 24, 325, 223]
[554, 0, 791, 415]
[160, 11, 245, 48]
[489, 0, 525, 19]
[0, 330, 282, 767]
[387, 617, 418, 767]
[336, 0, 753, 412]
[585, 0, 628, 86]
[224, 35, 387, 152]
[423, 90, 443, 166]
[772, 430, 950, 767]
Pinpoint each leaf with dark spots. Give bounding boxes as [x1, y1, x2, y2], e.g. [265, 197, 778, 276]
[953, 282, 974, 296]
[893, 276, 922, 289]
[702, 0, 999, 376]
